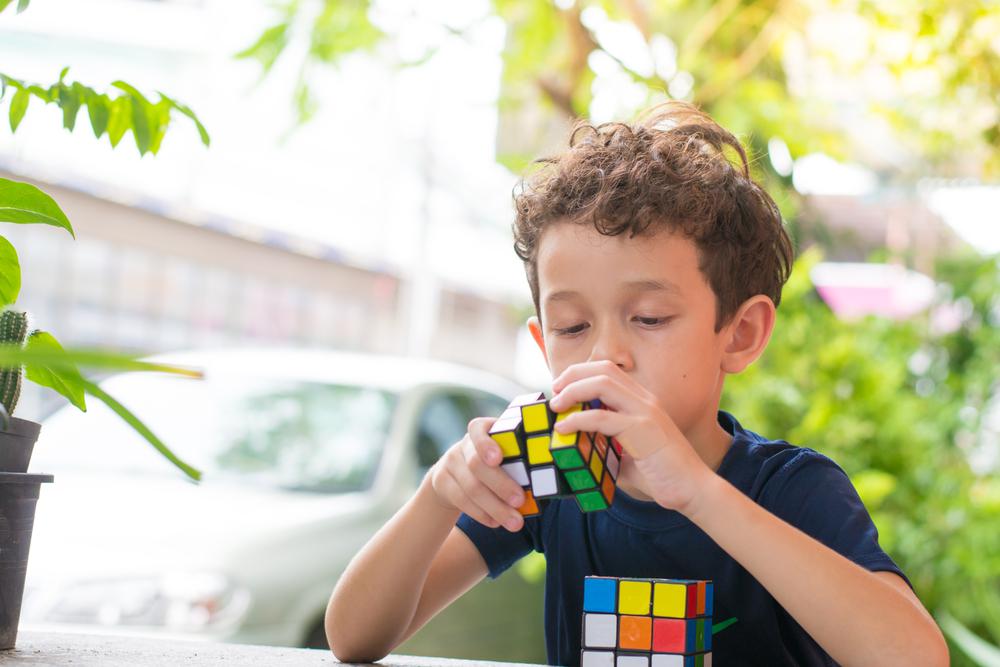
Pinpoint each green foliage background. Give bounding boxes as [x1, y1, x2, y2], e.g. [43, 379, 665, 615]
[721, 246, 1000, 665]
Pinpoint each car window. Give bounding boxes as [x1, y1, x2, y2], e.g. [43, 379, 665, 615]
[33, 372, 397, 494]
[415, 390, 511, 471]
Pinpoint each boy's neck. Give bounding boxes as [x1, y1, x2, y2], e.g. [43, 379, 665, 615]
[615, 410, 733, 503]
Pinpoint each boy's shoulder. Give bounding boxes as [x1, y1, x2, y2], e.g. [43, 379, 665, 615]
[717, 409, 909, 586]
[717, 410, 854, 508]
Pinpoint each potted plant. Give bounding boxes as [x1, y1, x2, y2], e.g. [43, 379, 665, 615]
[0, 0, 212, 648]
[0, 307, 54, 648]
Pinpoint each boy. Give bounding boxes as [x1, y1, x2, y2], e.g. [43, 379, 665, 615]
[325, 102, 948, 665]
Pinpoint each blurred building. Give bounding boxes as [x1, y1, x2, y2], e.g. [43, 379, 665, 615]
[2, 168, 528, 419]
[798, 192, 967, 273]
[0, 0, 543, 419]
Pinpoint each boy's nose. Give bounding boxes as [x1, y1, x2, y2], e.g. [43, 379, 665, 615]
[587, 324, 634, 371]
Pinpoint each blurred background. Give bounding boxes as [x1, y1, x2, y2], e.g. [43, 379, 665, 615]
[1, 0, 998, 664]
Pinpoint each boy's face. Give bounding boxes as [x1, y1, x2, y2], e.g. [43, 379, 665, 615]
[528, 220, 731, 439]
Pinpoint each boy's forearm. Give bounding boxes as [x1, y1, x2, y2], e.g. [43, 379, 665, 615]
[685, 472, 948, 667]
[326, 475, 460, 661]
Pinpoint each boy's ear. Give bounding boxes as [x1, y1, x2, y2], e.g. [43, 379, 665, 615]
[527, 316, 549, 367]
[720, 295, 776, 374]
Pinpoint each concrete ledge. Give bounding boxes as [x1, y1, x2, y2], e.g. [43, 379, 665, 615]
[5, 631, 550, 667]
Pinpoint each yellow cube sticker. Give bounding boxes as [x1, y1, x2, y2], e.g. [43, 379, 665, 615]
[618, 580, 652, 615]
[552, 428, 579, 448]
[526, 434, 554, 464]
[555, 403, 582, 422]
[653, 582, 687, 618]
[490, 431, 521, 458]
[521, 402, 552, 433]
[589, 450, 604, 482]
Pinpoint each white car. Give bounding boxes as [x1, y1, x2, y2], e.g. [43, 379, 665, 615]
[22, 347, 533, 651]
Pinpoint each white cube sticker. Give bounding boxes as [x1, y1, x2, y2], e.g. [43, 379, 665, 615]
[616, 655, 649, 667]
[581, 651, 615, 667]
[530, 466, 560, 497]
[502, 461, 529, 486]
[606, 449, 620, 481]
[583, 613, 617, 648]
[651, 655, 684, 667]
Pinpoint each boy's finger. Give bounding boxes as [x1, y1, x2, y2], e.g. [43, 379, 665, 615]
[454, 460, 524, 531]
[553, 406, 622, 431]
[468, 417, 503, 466]
[550, 374, 631, 414]
[463, 438, 525, 508]
[437, 469, 501, 528]
[551, 359, 626, 393]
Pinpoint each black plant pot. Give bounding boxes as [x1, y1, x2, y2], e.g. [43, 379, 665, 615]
[0, 418, 41, 474]
[0, 419, 52, 650]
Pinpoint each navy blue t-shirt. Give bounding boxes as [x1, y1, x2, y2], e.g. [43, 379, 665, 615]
[455, 410, 910, 666]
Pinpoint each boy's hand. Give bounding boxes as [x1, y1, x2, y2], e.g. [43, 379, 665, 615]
[425, 417, 527, 532]
[549, 360, 712, 516]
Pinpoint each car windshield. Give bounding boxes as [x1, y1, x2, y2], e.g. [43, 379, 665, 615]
[33, 370, 397, 494]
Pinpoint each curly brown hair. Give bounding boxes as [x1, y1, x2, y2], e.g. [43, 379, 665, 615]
[512, 101, 794, 333]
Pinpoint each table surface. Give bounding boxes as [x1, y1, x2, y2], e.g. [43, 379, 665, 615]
[1, 631, 550, 667]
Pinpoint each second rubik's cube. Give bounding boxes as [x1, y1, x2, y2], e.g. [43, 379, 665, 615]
[581, 576, 713, 667]
[489, 392, 621, 516]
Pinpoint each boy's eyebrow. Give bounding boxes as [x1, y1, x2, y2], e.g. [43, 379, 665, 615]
[543, 279, 682, 305]
[620, 279, 682, 295]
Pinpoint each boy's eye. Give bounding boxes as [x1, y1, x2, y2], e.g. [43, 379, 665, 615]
[553, 323, 588, 336]
[634, 316, 670, 327]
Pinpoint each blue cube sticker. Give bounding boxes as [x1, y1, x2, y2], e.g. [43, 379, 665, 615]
[583, 576, 617, 613]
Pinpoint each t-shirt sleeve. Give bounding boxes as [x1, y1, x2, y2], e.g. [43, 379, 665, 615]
[455, 506, 547, 580]
[759, 449, 913, 590]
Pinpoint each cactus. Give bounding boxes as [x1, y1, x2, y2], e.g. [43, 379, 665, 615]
[0, 309, 29, 419]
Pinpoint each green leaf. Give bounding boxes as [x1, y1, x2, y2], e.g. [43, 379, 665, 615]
[0, 235, 20, 306]
[23, 331, 87, 411]
[293, 79, 318, 125]
[235, 22, 290, 74]
[0, 178, 75, 237]
[0, 73, 208, 152]
[86, 90, 110, 138]
[112, 81, 153, 154]
[147, 99, 170, 155]
[26, 83, 52, 103]
[156, 92, 210, 146]
[82, 379, 202, 482]
[0, 0, 14, 13]
[130, 98, 152, 154]
[8, 87, 28, 132]
[16, 0, 29, 12]
[307, 2, 383, 62]
[58, 81, 83, 131]
[106, 95, 131, 148]
[0, 344, 203, 378]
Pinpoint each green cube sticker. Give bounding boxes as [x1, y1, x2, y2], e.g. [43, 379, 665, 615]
[565, 468, 597, 491]
[575, 490, 608, 512]
[552, 448, 584, 469]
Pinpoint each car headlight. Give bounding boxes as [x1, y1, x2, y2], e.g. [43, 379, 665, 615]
[26, 572, 251, 633]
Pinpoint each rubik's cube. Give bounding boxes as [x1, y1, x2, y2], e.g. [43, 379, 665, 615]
[489, 392, 621, 516]
[580, 576, 713, 667]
